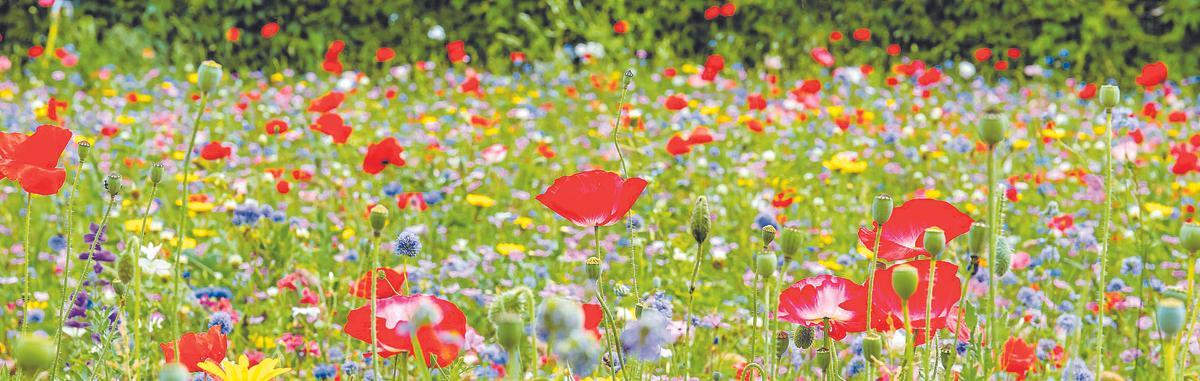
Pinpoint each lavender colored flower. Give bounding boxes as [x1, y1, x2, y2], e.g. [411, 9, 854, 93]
[208, 312, 233, 335]
[313, 364, 336, 379]
[620, 310, 674, 361]
[393, 231, 422, 257]
[1062, 358, 1094, 381]
[553, 330, 602, 377]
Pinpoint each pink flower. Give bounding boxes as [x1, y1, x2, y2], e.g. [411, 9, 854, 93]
[777, 275, 867, 340]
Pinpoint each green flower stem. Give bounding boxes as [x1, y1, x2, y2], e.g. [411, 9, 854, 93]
[902, 302, 914, 381]
[1164, 340, 1177, 381]
[130, 179, 159, 379]
[1095, 108, 1113, 374]
[752, 272, 761, 360]
[19, 192, 33, 334]
[985, 142, 998, 374]
[169, 91, 210, 362]
[53, 195, 116, 379]
[594, 227, 628, 381]
[683, 240, 704, 376]
[50, 153, 86, 380]
[369, 233, 382, 379]
[923, 260, 938, 380]
[823, 318, 839, 381]
[865, 227, 884, 380]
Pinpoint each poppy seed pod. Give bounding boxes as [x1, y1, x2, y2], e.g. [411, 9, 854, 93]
[775, 331, 790, 358]
[1099, 84, 1120, 109]
[923, 227, 946, 258]
[794, 325, 815, 349]
[814, 347, 833, 370]
[891, 264, 920, 301]
[1180, 222, 1200, 253]
[150, 163, 165, 185]
[77, 140, 92, 162]
[967, 222, 988, 254]
[978, 113, 1006, 147]
[104, 174, 123, 197]
[196, 60, 223, 94]
[861, 332, 882, 360]
[585, 256, 602, 280]
[690, 196, 711, 244]
[754, 252, 777, 276]
[158, 363, 191, 381]
[872, 194, 893, 224]
[993, 238, 1012, 277]
[1156, 298, 1187, 337]
[493, 312, 525, 351]
[368, 205, 388, 234]
[13, 333, 54, 373]
[780, 227, 802, 260]
[761, 225, 777, 248]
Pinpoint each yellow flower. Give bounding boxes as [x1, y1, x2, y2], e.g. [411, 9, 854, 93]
[124, 218, 162, 233]
[341, 228, 356, 240]
[496, 243, 526, 256]
[168, 236, 197, 250]
[1012, 139, 1031, 150]
[250, 335, 277, 350]
[196, 355, 291, 381]
[193, 228, 215, 238]
[467, 194, 496, 208]
[513, 216, 533, 229]
[822, 151, 867, 174]
[818, 259, 843, 271]
[1144, 202, 1173, 219]
[924, 189, 943, 199]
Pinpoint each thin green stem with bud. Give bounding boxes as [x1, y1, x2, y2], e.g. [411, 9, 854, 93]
[1095, 108, 1113, 374]
[50, 152, 86, 380]
[53, 195, 117, 380]
[169, 91, 210, 362]
[683, 239, 704, 376]
[985, 142, 998, 374]
[865, 226, 884, 380]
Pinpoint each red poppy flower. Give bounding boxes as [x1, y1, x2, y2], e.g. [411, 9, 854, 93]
[613, 21, 628, 34]
[160, 326, 228, 372]
[536, 170, 647, 228]
[869, 260, 962, 336]
[798, 79, 823, 94]
[291, 169, 313, 182]
[747, 94, 767, 111]
[887, 44, 901, 56]
[917, 68, 942, 86]
[810, 47, 835, 67]
[777, 275, 868, 340]
[311, 113, 352, 144]
[28, 45, 44, 58]
[460, 77, 480, 94]
[664, 95, 688, 111]
[325, 40, 345, 61]
[719, 3, 736, 16]
[1169, 111, 1187, 123]
[322, 59, 344, 74]
[1129, 128, 1144, 144]
[536, 142, 556, 159]
[973, 47, 991, 62]
[583, 303, 604, 339]
[46, 97, 67, 124]
[200, 142, 231, 161]
[1077, 83, 1096, 99]
[666, 134, 692, 156]
[772, 191, 794, 208]
[343, 294, 468, 368]
[994, 60, 1009, 71]
[276, 180, 290, 194]
[398, 192, 429, 211]
[0, 125, 72, 195]
[349, 267, 408, 299]
[1135, 61, 1167, 88]
[447, 40, 467, 63]
[362, 137, 406, 175]
[308, 91, 345, 113]
[261, 22, 279, 38]
[829, 31, 843, 42]
[703, 6, 719, 20]
[704, 54, 725, 72]
[1172, 145, 1199, 175]
[852, 28, 870, 41]
[1143, 102, 1159, 119]
[510, 52, 526, 63]
[1001, 337, 1038, 380]
[858, 198, 974, 262]
[265, 119, 289, 135]
[685, 126, 714, 145]
[225, 27, 240, 42]
[376, 47, 396, 63]
[1006, 48, 1021, 59]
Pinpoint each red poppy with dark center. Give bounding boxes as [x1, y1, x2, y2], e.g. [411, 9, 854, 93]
[536, 170, 647, 227]
[0, 125, 73, 195]
[349, 267, 408, 299]
[1001, 337, 1038, 380]
[664, 95, 688, 111]
[398, 192, 429, 211]
[363, 137, 406, 175]
[858, 198, 973, 261]
[265, 119, 289, 135]
[376, 47, 396, 63]
[311, 113, 352, 144]
[447, 40, 467, 63]
[261, 22, 279, 38]
[343, 294, 468, 368]
[1135, 61, 1167, 88]
[200, 142, 231, 161]
[776, 275, 868, 340]
[308, 91, 345, 113]
[160, 326, 228, 372]
[868, 260, 962, 336]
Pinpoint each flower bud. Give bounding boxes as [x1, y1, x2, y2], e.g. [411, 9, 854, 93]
[780, 227, 802, 260]
[872, 194, 893, 224]
[861, 332, 882, 360]
[793, 325, 815, 349]
[993, 238, 1012, 277]
[112, 280, 127, 295]
[585, 256, 602, 280]
[775, 331, 790, 358]
[761, 225, 777, 248]
[612, 283, 630, 297]
[940, 345, 955, 367]
[158, 363, 191, 381]
[369, 205, 388, 234]
[77, 140, 92, 163]
[1156, 298, 1187, 337]
[814, 347, 833, 371]
[967, 222, 988, 255]
[197, 60, 223, 94]
[690, 196, 711, 244]
[978, 113, 1006, 147]
[150, 163, 165, 185]
[1099, 85, 1119, 109]
[494, 312, 525, 351]
[754, 252, 777, 276]
[922, 227, 945, 258]
[712, 371, 723, 381]
[104, 174, 123, 198]
[891, 264, 920, 301]
[1180, 222, 1200, 253]
[13, 333, 55, 373]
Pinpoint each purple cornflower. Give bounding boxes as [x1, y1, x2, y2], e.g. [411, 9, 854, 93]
[620, 310, 674, 361]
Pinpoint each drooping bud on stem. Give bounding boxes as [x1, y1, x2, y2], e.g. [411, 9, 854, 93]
[690, 196, 710, 244]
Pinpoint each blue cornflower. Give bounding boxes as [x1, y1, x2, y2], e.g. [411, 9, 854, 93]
[1120, 256, 1142, 276]
[340, 361, 360, 376]
[313, 364, 337, 379]
[1105, 278, 1127, 292]
[1055, 313, 1081, 333]
[620, 310, 674, 361]
[48, 235, 67, 252]
[1016, 287, 1042, 309]
[231, 203, 264, 226]
[208, 312, 233, 335]
[393, 231, 422, 257]
[554, 330, 602, 377]
[382, 182, 404, 197]
[535, 297, 583, 341]
[1062, 358, 1094, 381]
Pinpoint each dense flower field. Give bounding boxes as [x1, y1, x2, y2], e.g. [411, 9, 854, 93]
[2, 4, 1200, 381]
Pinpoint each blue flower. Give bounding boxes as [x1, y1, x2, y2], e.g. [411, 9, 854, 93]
[208, 312, 233, 335]
[393, 231, 422, 257]
[1062, 358, 1094, 381]
[313, 364, 337, 379]
[620, 310, 674, 361]
[48, 235, 67, 252]
[553, 330, 602, 377]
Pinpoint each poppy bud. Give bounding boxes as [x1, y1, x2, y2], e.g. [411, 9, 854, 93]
[891, 264, 920, 301]
[612, 283, 630, 297]
[993, 238, 1012, 277]
[1180, 222, 1200, 253]
[861, 332, 882, 360]
[794, 325, 815, 349]
[116, 237, 138, 283]
[967, 222, 988, 254]
[1156, 298, 1186, 337]
[761, 225, 777, 248]
[780, 227, 802, 260]
[1162, 287, 1187, 301]
[13, 333, 55, 373]
[150, 163, 165, 185]
[104, 174, 123, 198]
[754, 252, 777, 276]
[775, 331, 790, 358]
[368, 205, 388, 234]
[196, 60, 223, 94]
[112, 279, 127, 295]
[940, 345, 955, 367]
[1099, 84, 1120, 109]
[494, 312, 524, 351]
[77, 140, 92, 163]
[922, 227, 945, 258]
[585, 256, 602, 280]
[872, 194, 893, 224]
[690, 196, 711, 244]
[158, 363, 190, 381]
[814, 347, 833, 371]
[979, 113, 1006, 147]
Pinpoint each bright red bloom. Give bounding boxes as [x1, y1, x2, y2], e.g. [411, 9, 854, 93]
[704, 54, 725, 72]
[1077, 83, 1096, 99]
[536, 170, 647, 227]
[200, 142, 231, 161]
[376, 47, 396, 63]
[973, 47, 991, 62]
[46, 96, 68, 124]
[869, 260, 962, 336]
[447, 40, 467, 63]
[666, 134, 691, 156]
[810, 47, 835, 67]
[917, 68, 942, 86]
[583, 303, 604, 339]
[1169, 111, 1187, 123]
[1135, 61, 1167, 88]
[858, 198, 973, 261]
[994, 60, 1009, 71]
[777, 275, 868, 340]
[1006, 48, 1021, 59]
[28, 45, 44, 58]
[887, 44, 901, 56]
[260, 22, 279, 38]
[747, 94, 767, 111]
[537, 142, 556, 159]
[265, 119, 289, 135]
[772, 191, 794, 208]
[685, 126, 714, 145]
[852, 28, 870, 41]
[613, 21, 628, 34]
[664, 95, 688, 110]
[398, 192, 428, 211]
[349, 267, 408, 299]
[510, 52, 526, 63]
[703, 6, 719, 20]
[719, 3, 736, 16]
[363, 137, 406, 175]
[225, 27, 240, 42]
[460, 76, 480, 94]
[308, 91, 345, 113]
[311, 113, 352, 144]
[343, 294, 468, 368]
[0, 125, 72, 195]
[160, 326, 227, 372]
[799, 79, 823, 94]
[829, 31, 843, 42]
[1001, 337, 1038, 380]
[276, 180, 290, 194]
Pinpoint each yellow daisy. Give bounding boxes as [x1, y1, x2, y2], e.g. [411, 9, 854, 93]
[196, 355, 291, 381]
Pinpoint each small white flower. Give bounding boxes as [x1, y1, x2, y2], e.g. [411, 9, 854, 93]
[138, 243, 171, 278]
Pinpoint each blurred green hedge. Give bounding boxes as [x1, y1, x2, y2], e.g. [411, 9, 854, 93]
[1, 0, 1196, 81]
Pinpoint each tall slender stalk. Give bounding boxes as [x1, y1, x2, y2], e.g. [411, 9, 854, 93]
[52, 195, 117, 379]
[19, 193, 34, 333]
[683, 240, 704, 375]
[1094, 108, 1113, 374]
[369, 234, 381, 379]
[130, 176, 159, 379]
[865, 227, 884, 379]
[923, 260, 938, 381]
[169, 92, 211, 362]
[50, 148, 87, 380]
[985, 143, 998, 374]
